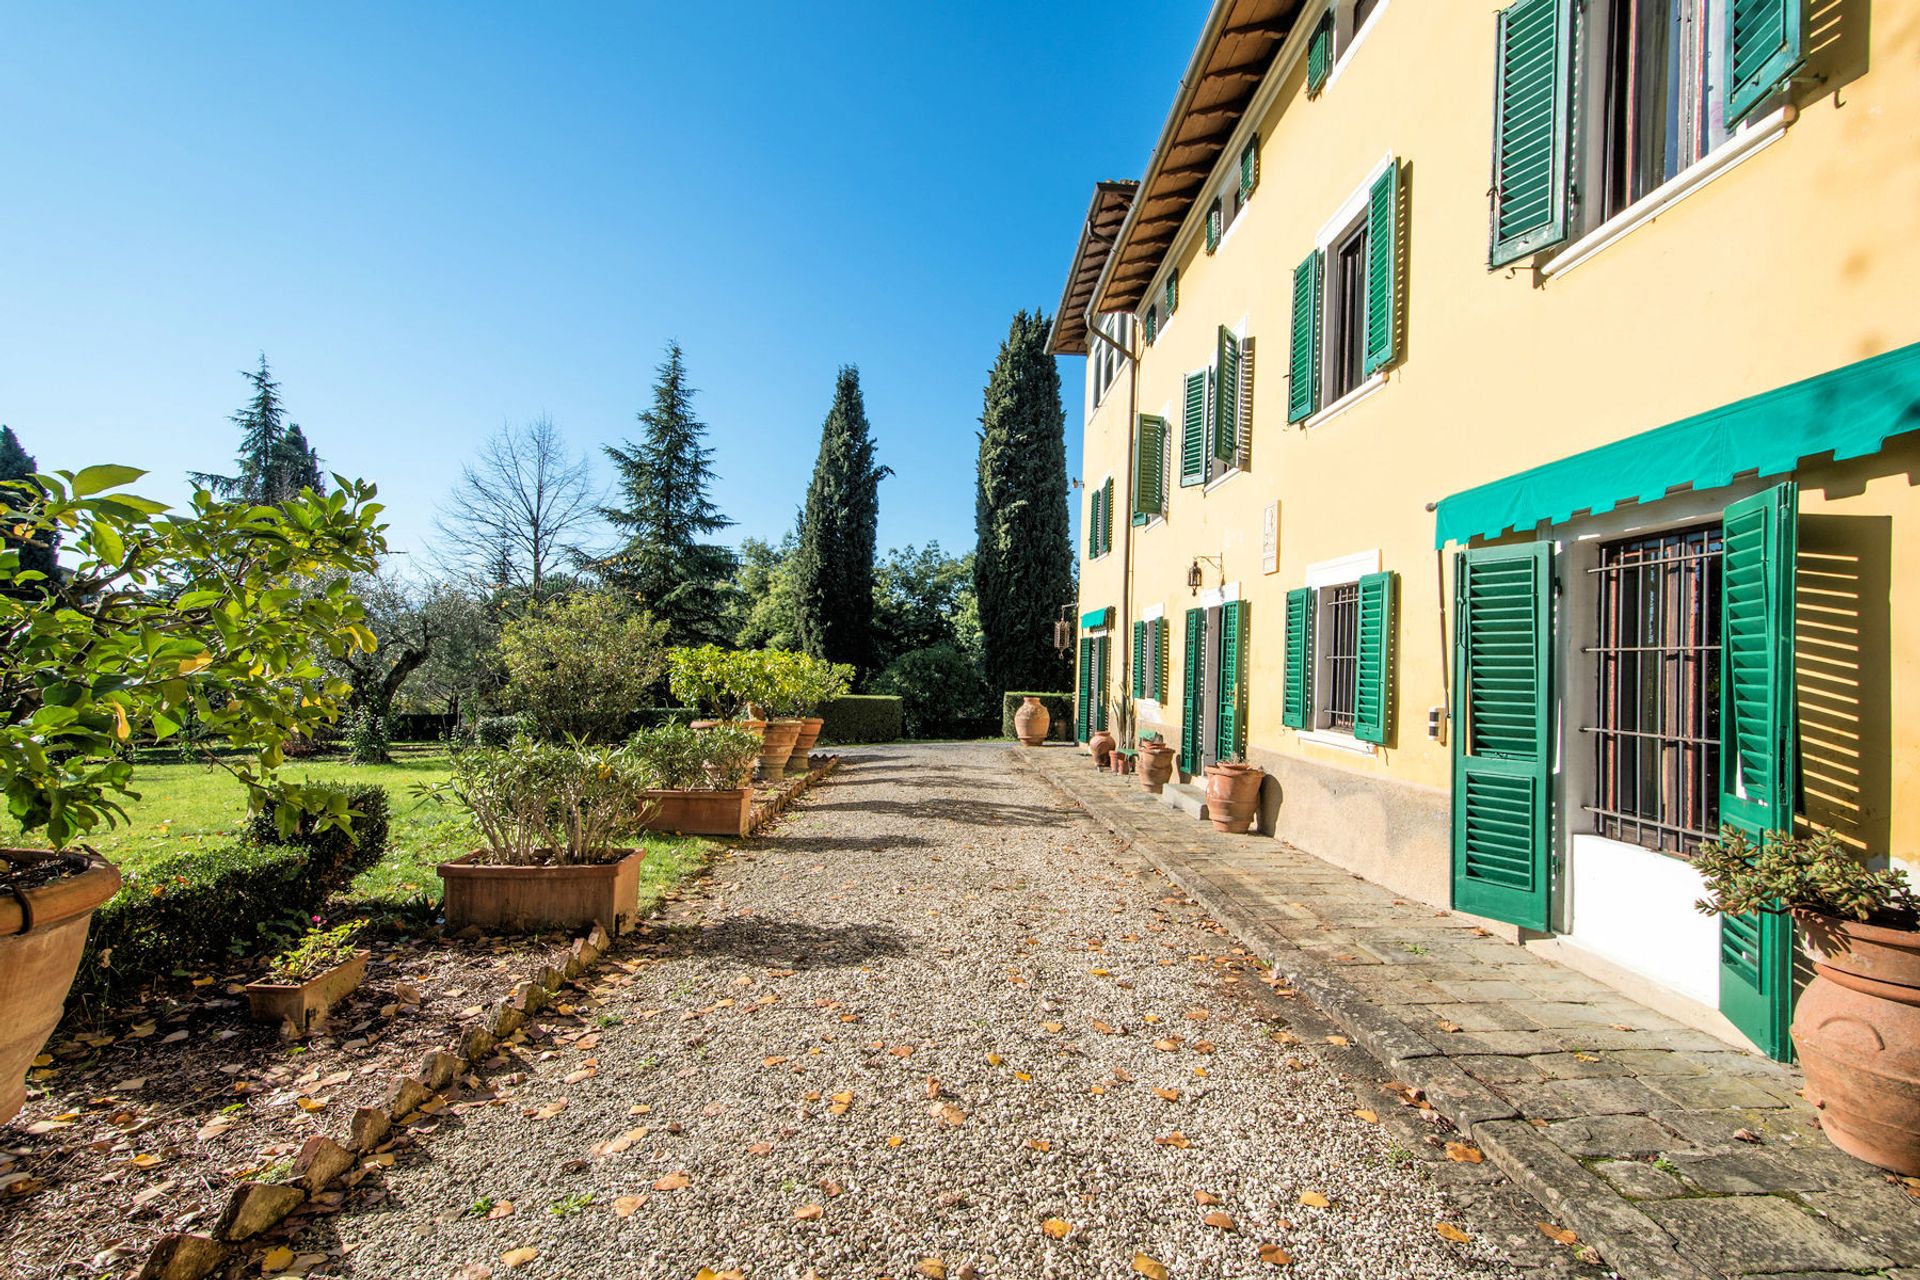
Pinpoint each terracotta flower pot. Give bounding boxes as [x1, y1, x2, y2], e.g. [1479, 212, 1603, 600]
[639, 788, 754, 838]
[0, 849, 123, 1123]
[1204, 763, 1264, 834]
[1088, 729, 1116, 767]
[786, 716, 826, 773]
[1109, 752, 1133, 775]
[1138, 742, 1177, 794]
[1014, 697, 1052, 747]
[437, 849, 647, 937]
[1793, 911, 1920, 1174]
[246, 950, 369, 1037]
[757, 719, 803, 779]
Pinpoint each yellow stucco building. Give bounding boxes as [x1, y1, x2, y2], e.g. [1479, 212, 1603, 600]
[1051, 0, 1920, 1060]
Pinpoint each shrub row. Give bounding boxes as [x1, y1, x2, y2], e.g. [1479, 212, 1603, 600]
[243, 782, 392, 889]
[817, 695, 903, 745]
[469, 707, 697, 746]
[1002, 692, 1076, 742]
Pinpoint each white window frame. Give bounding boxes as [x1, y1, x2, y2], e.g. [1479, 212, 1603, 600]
[1139, 601, 1168, 713]
[1304, 153, 1395, 430]
[1300, 548, 1379, 755]
[1322, 0, 1390, 93]
[1137, 411, 1171, 531]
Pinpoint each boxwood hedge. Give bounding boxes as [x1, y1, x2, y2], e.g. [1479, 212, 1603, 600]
[817, 696, 903, 745]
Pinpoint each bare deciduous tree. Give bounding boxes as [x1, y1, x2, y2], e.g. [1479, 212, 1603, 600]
[433, 417, 601, 591]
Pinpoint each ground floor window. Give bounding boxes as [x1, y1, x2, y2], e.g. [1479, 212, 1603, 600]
[1320, 582, 1361, 732]
[1587, 522, 1723, 853]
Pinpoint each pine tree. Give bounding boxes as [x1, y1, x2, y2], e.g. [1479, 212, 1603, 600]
[792, 366, 891, 678]
[591, 342, 736, 647]
[192, 355, 325, 504]
[0, 425, 58, 592]
[974, 310, 1074, 696]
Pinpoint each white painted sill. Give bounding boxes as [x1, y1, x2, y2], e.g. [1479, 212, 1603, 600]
[1304, 371, 1388, 430]
[1541, 106, 1794, 281]
[1203, 466, 1244, 495]
[1299, 727, 1377, 756]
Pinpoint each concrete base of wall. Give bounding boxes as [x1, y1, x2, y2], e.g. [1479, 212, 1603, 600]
[1243, 745, 1453, 908]
[1526, 936, 1755, 1052]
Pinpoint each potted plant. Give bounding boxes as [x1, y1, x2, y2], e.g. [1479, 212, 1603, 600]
[0, 464, 386, 1123]
[1137, 732, 1177, 794]
[737, 650, 802, 778]
[428, 741, 654, 935]
[1694, 827, 1920, 1173]
[627, 721, 763, 837]
[1109, 687, 1137, 775]
[668, 645, 767, 760]
[780, 655, 851, 772]
[246, 919, 370, 1036]
[1204, 753, 1264, 834]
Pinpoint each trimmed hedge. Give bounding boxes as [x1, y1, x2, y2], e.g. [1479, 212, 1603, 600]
[473, 712, 534, 746]
[817, 695, 903, 745]
[243, 782, 392, 888]
[1002, 692, 1075, 742]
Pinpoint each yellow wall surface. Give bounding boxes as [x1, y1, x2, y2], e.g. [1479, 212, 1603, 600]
[1073, 2, 1920, 869]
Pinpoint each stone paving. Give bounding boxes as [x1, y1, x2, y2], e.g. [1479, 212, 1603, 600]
[1020, 745, 1920, 1280]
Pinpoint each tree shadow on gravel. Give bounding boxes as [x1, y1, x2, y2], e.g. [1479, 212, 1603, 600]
[750, 833, 935, 855]
[651, 915, 910, 969]
[804, 797, 1067, 827]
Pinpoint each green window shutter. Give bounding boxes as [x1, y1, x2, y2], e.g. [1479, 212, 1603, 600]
[1489, 0, 1574, 267]
[1307, 10, 1334, 94]
[1363, 161, 1399, 377]
[1086, 491, 1097, 558]
[1145, 305, 1158, 346]
[1132, 415, 1167, 521]
[1450, 543, 1553, 932]
[1181, 608, 1204, 772]
[1165, 270, 1178, 317]
[1240, 136, 1259, 199]
[1205, 201, 1222, 254]
[1353, 571, 1396, 745]
[1156, 617, 1170, 703]
[1216, 600, 1247, 761]
[1132, 620, 1147, 698]
[1076, 636, 1093, 743]
[1102, 479, 1115, 555]
[1282, 586, 1314, 729]
[1727, 0, 1802, 123]
[1719, 481, 1798, 838]
[1214, 327, 1241, 464]
[1095, 636, 1111, 731]
[1180, 371, 1208, 486]
[1287, 251, 1323, 423]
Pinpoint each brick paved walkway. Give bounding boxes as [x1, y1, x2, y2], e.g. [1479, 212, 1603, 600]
[1019, 746, 1920, 1280]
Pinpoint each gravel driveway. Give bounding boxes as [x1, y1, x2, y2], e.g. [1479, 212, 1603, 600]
[316, 743, 1587, 1279]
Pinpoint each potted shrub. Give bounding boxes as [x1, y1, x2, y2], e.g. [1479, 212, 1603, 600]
[779, 655, 851, 773]
[429, 741, 654, 935]
[1205, 754, 1264, 834]
[737, 650, 802, 778]
[1694, 828, 1920, 1174]
[1109, 688, 1137, 775]
[1137, 733, 1177, 794]
[669, 645, 766, 741]
[628, 721, 763, 837]
[245, 919, 369, 1036]
[0, 464, 386, 1122]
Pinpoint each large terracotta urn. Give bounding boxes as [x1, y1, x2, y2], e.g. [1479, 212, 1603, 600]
[1204, 762, 1264, 834]
[1137, 741, 1177, 794]
[787, 716, 826, 773]
[2, 850, 124, 1123]
[1793, 912, 1920, 1174]
[1087, 728, 1116, 767]
[756, 719, 803, 779]
[1013, 697, 1052, 747]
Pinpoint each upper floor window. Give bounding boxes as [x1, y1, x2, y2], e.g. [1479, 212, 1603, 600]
[1288, 156, 1401, 424]
[1307, 0, 1389, 95]
[1091, 313, 1133, 408]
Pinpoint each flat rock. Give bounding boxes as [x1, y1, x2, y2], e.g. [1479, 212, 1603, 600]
[293, 1135, 357, 1195]
[135, 1234, 225, 1280]
[215, 1181, 305, 1241]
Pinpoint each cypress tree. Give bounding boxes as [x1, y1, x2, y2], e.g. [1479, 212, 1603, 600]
[0, 425, 58, 592]
[269, 422, 325, 502]
[974, 310, 1074, 695]
[592, 342, 736, 647]
[792, 366, 891, 678]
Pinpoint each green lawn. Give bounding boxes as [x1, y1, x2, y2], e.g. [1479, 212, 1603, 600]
[64, 746, 716, 915]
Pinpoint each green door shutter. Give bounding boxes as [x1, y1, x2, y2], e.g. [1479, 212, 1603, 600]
[1094, 635, 1111, 732]
[1215, 327, 1241, 464]
[1451, 543, 1553, 931]
[1156, 617, 1170, 702]
[1076, 636, 1093, 743]
[1489, 0, 1574, 267]
[1354, 570, 1396, 746]
[1181, 608, 1204, 772]
[1181, 371, 1208, 486]
[1306, 10, 1334, 93]
[1287, 252, 1323, 422]
[1282, 586, 1314, 729]
[1216, 600, 1246, 761]
[1363, 161, 1399, 376]
[1727, 0, 1802, 123]
[1717, 481, 1799, 1061]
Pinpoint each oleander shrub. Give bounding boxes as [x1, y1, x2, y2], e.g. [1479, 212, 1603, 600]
[243, 782, 392, 887]
[1002, 692, 1075, 742]
[473, 713, 534, 746]
[817, 695, 903, 745]
[627, 721, 761, 791]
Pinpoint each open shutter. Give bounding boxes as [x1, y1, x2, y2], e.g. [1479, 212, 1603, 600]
[1216, 600, 1246, 761]
[1145, 306, 1158, 346]
[1489, 0, 1574, 268]
[1094, 635, 1111, 732]
[1239, 136, 1259, 199]
[1156, 617, 1170, 703]
[1103, 479, 1115, 553]
[1205, 201, 1223, 254]
[1076, 636, 1093, 744]
[1132, 620, 1148, 698]
[1281, 586, 1314, 730]
[1717, 481, 1798, 1061]
[1086, 491, 1097, 558]
[1165, 270, 1178, 317]
[1215, 328, 1241, 464]
[1306, 10, 1334, 94]
[1287, 252, 1323, 422]
[1181, 608, 1204, 773]
[1451, 543, 1553, 931]
[1354, 571, 1396, 745]
[1180, 371, 1208, 486]
[1133, 416, 1166, 524]
[1727, 0, 1802, 123]
[1363, 161, 1399, 376]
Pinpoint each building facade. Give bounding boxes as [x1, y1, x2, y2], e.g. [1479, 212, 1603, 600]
[1051, 0, 1920, 1060]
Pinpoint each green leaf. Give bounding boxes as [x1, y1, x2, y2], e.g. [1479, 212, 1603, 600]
[69, 464, 146, 497]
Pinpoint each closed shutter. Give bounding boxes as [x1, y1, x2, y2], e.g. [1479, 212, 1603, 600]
[1727, 0, 1802, 122]
[1282, 586, 1314, 730]
[1102, 479, 1115, 555]
[1363, 161, 1399, 376]
[1239, 136, 1259, 199]
[1094, 635, 1111, 731]
[1132, 620, 1148, 698]
[1353, 571, 1396, 745]
[1145, 305, 1158, 346]
[1307, 9, 1334, 94]
[1216, 600, 1247, 761]
[1076, 636, 1093, 744]
[1717, 481, 1798, 1061]
[1206, 201, 1223, 254]
[1156, 617, 1170, 703]
[1086, 490, 1098, 558]
[1181, 608, 1204, 773]
[1214, 327, 1241, 464]
[1489, 0, 1574, 267]
[1180, 371, 1208, 486]
[1450, 543, 1553, 932]
[1287, 251, 1323, 423]
[1133, 415, 1167, 522]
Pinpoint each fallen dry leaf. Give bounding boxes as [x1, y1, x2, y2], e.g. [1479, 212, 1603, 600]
[613, 1194, 646, 1217]
[1257, 1242, 1293, 1266]
[1195, 1190, 1222, 1206]
[1352, 1109, 1379, 1123]
[795, 1203, 824, 1221]
[501, 1247, 539, 1269]
[1155, 1131, 1191, 1149]
[1445, 1142, 1484, 1164]
[1153, 1088, 1181, 1103]
[487, 1201, 515, 1219]
[917, 1260, 947, 1279]
[1131, 1254, 1169, 1280]
[1299, 1191, 1330, 1208]
[1537, 1222, 1578, 1245]
[1203, 1209, 1236, 1231]
[653, 1172, 690, 1191]
[1435, 1222, 1471, 1244]
[261, 1246, 295, 1272]
[1041, 1218, 1072, 1240]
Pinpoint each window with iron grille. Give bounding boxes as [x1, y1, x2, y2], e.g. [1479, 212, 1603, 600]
[1587, 523, 1723, 854]
[1321, 582, 1361, 732]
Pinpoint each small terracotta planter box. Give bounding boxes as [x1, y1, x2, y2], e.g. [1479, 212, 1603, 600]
[639, 788, 754, 838]
[438, 849, 647, 936]
[245, 951, 369, 1036]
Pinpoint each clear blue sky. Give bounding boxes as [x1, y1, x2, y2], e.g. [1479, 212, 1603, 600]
[0, 3, 1198, 567]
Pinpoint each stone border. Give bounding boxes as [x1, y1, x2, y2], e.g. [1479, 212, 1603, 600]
[749, 755, 841, 834]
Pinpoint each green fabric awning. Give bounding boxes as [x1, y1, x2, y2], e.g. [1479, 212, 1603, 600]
[1081, 606, 1113, 630]
[1434, 341, 1920, 547]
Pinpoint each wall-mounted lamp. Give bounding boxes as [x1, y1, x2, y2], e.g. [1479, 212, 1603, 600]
[1052, 604, 1076, 656]
[1187, 555, 1223, 596]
